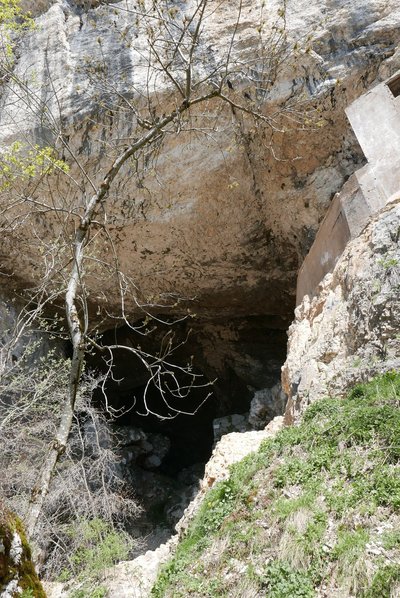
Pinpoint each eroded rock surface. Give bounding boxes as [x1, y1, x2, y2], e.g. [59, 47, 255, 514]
[199, 415, 284, 491]
[0, 503, 45, 598]
[1, 0, 400, 323]
[282, 197, 400, 421]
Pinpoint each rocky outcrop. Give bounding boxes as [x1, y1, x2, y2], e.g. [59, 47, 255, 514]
[1, 0, 400, 323]
[249, 383, 287, 429]
[199, 415, 284, 491]
[283, 197, 400, 421]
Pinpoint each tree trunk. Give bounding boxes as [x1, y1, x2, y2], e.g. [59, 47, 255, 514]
[25, 94, 218, 538]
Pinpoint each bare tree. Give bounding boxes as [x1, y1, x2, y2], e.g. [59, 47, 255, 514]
[0, 306, 142, 574]
[0, 0, 314, 548]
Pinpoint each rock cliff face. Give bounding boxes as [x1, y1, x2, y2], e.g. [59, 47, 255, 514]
[2, 3, 400, 593]
[0, 0, 399, 426]
[1, 0, 400, 324]
[283, 197, 400, 422]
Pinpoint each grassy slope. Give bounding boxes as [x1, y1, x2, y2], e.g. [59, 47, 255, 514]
[152, 372, 400, 597]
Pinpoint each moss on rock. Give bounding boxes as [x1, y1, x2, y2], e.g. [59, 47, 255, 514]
[0, 503, 46, 597]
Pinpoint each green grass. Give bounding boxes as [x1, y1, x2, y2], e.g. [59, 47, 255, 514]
[57, 518, 133, 598]
[259, 560, 315, 597]
[364, 564, 400, 598]
[382, 529, 400, 550]
[152, 371, 400, 597]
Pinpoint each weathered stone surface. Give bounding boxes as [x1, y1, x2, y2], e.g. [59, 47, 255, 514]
[283, 197, 400, 422]
[46, 537, 177, 598]
[212, 413, 251, 443]
[211, 382, 287, 440]
[0, 503, 45, 598]
[102, 538, 178, 598]
[1, 0, 400, 322]
[199, 415, 284, 490]
[44, 539, 177, 598]
[249, 383, 287, 430]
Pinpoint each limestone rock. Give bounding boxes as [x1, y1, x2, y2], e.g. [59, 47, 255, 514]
[2, 1, 400, 322]
[0, 503, 45, 598]
[44, 538, 177, 598]
[211, 383, 287, 440]
[101, 538, 178, 598]
[47, 534, 178, 598]
[249, 383, 287, 430]
[200, 415, 284, 491]
[212, 413, 251, 443]
[282, 197, 400, 421]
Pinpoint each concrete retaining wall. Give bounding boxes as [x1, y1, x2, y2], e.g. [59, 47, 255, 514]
[296, 71, 400, 305]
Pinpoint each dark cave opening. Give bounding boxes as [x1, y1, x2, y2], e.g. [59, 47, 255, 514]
[62, 313, 292, 554]
[85, 314, 290, 550]
[89, 314, 289, 479]
[101, 380, 217, 476]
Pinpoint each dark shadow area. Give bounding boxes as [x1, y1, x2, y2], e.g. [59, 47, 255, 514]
[89, 315, 289, 477]
[103, 383, 216, 475]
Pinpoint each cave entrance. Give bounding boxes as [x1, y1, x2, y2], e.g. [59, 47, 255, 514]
[88, 314, 289, 550]
[90, 314, 289, 475]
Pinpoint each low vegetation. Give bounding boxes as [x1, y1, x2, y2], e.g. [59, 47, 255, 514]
[57, 518, 135, 598]
[0, 337, 140, 582]
[152, 372, 400, 597]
